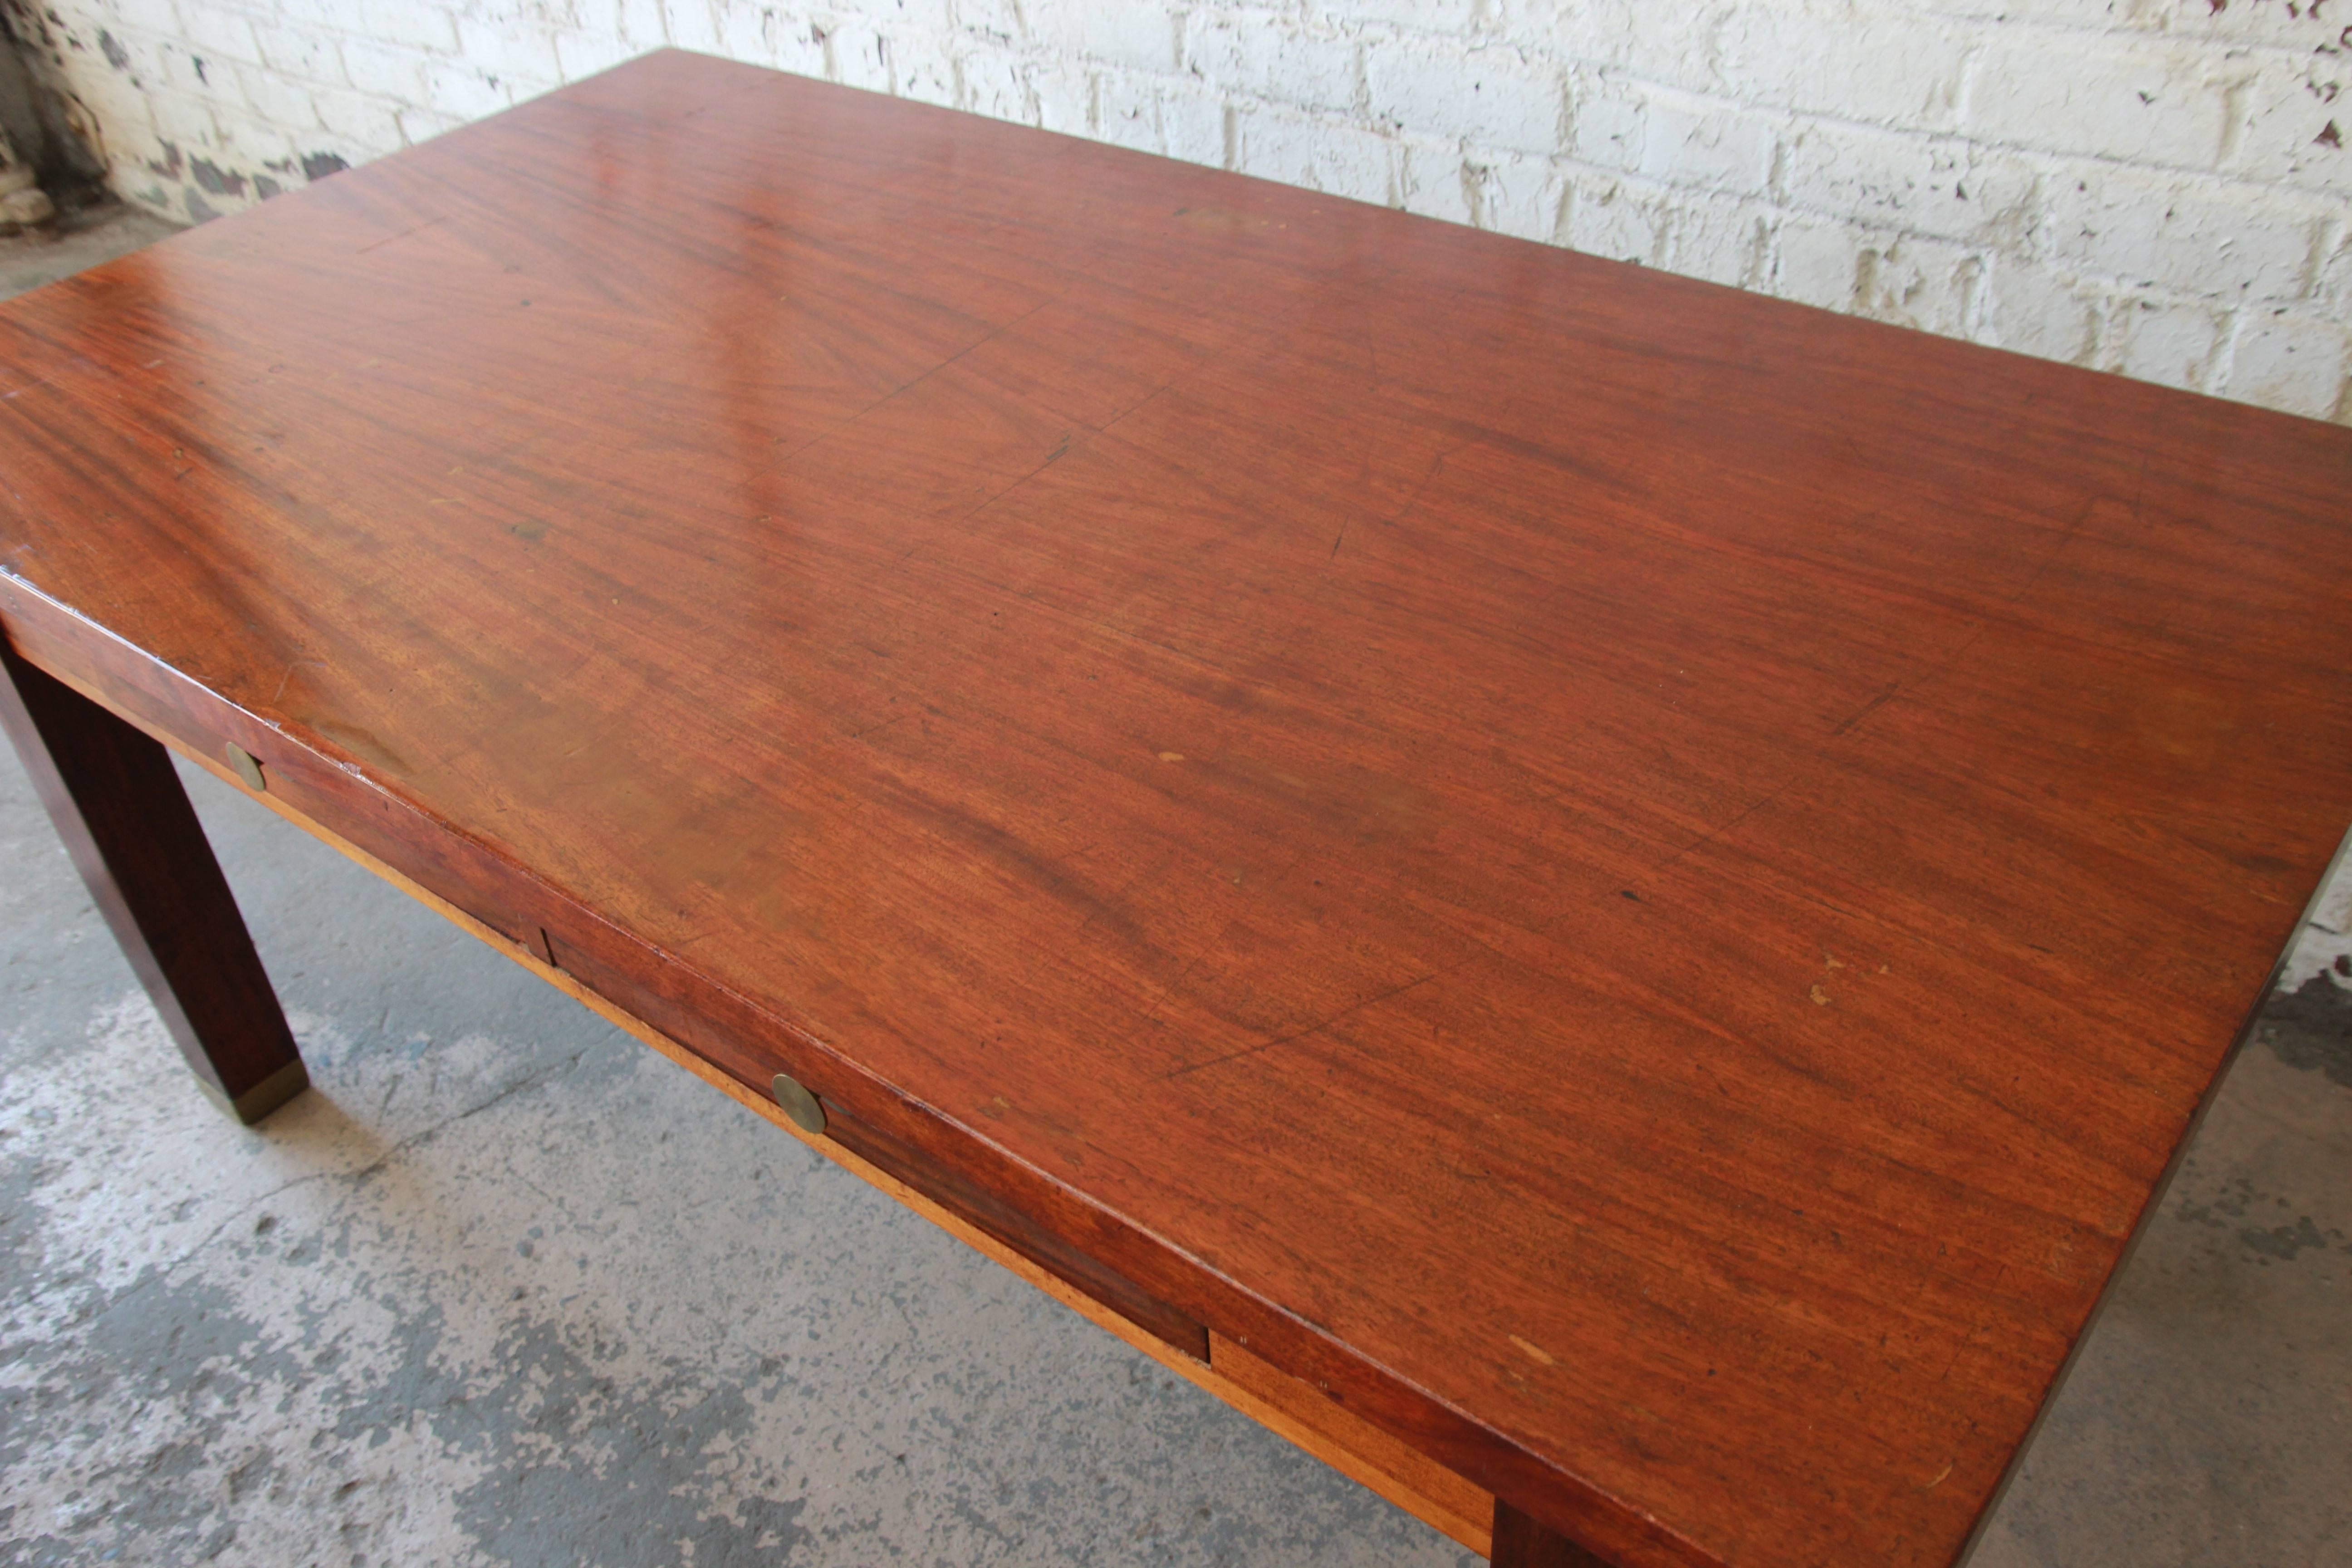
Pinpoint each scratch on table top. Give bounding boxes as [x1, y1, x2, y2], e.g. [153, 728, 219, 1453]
[1158, 970, 1444, 1082]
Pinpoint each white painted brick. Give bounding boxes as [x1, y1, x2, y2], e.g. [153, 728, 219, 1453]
[397, 103, 468, 144]
[97, 105, 174, 174]
[553, 28, 638, 82]
[2223, 307, 2350, 419]
[890, 26, 959, 105]
[235, 60, 322, 128]
[710, 3, 769, 69]
[1965, 34, 2235, 170]
[505, 73, 564, 107]
[441, 0, 555, 20]
[1715, 7, 1966, 130]
[422, 57, 514, 117]
[85, 0, 181, 41]
[310, 84, 406, 148]
[774, 17, 829, 79]
[1638, 92, 1775, 196]
[2102, 292, 2228, 392]
[1315, 0, 1482, 36]
[172, 42, 233, 95]
[662, 0, 722, 54]
[781, 16, 837, 80]
[1463, 148, 1563, 242]
[1568, 69, 1643, 170]
[1850, 233, 1983, 335]
[1238, 103, 1394, 206]
[340, 37, 430, 101]
[441, 0, 549, 20]
[1562, 166, 1669, 266]
[178, 7, 264, 67]
[355, 0, 460, 54]
[191, 50, 251, 98]
[1776, 212, 1865, 312]
[250, 23, 342, 83]
[1573, 74, 1775, 196]
[1908, 0, 2151, 32]
[1544, 0, 1734, 97]
[1026, 56, 1095, 134]
[869, 0, 955, 34]
[1396, 134, 1473, 225]
[2046, 162, 2323, 300]
[107, 142, 177, 196]
[1022, 0, 1178, 75]
[1159, 79, 1228, 167]
[267, 0, 353, 36]
[145, 87, 221, 150]
[86, 63, 165, 138]
[955, 0, 1020, 46]
[1985, 260, 2098, 365]
[210, 103, 299, 167]
[2028, 0, 2319, 55]
[68, 67, 167, 154]
[1097, 70, 1157, 154]
[454, 18, 562, 83]
[1187, 12, 1358, 117]
[1776, 210, 1989, 336]
[955, 43, 1026, 122]
[2222, 49, 2352, 197]
[721, 10, 821, 78]
[1780, 118, 2039, 248]
[825, 23, 893, 93]
[96, 27, 179, 90]
[1367, 39, 1561, 153]
[2318, 226, 2352, 308]
[1671, 191, 1770, 289]
[271, 0, 437, 56]
[615, 0, 667, 51]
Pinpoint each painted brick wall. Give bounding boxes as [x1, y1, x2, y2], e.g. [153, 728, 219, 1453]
[5, 0, 2349, 419]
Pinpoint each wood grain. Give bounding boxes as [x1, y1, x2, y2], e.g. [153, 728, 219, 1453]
[0, 640, 305, 1121]
[4, 49, 2351, 1567]
[1209, 1330, 1494, 1553]
[1494, 1500, 1613, 1568]
[819, 1090, 1211, 1358]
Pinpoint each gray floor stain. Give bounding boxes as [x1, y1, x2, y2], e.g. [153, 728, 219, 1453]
[447, 1315, 810, 1568]
[2174, 1163, 2352, 1267]
[2, 209, 2348, 1568]
[2258, 974, 2352, 1090]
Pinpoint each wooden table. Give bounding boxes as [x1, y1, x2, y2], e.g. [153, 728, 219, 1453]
[4, 49, 2348, 1568]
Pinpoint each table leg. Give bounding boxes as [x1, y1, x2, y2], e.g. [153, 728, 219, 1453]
[0, 642, 307, 1123]
[1491, 1499, 1613, 1567]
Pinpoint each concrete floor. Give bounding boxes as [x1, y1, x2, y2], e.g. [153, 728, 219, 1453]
[0, 203, 178, 297]
[1, 211, 2347, 1568]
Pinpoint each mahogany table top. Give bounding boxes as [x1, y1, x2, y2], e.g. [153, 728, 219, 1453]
[5, 49, 2349, 1568]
